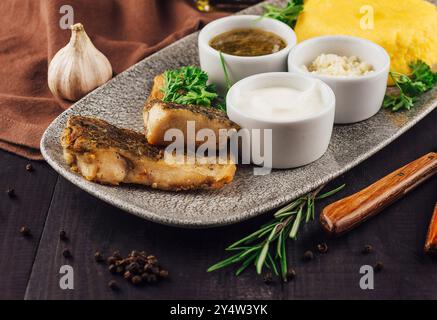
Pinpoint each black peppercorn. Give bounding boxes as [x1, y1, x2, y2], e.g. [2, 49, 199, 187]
[59, 230, 68, 241]
[263, 272, 273, 285]
[123, 271, 133, 280]
[286, 268, 296, 281]
[126, 262, 139, 273]
[112, 251, 122, 259]
[317, 243, 328, 254]
[303, 250, 314, 261]
[107, 256, 117, 265]
[94, 251, 104, 263]
[108, 280, 119, 291]
[6, 188, 15, 198]
[26, 164, 34, 172]
[159, 270, 169, 279]
[108, 264, 117, 274]
[374, 261, 384, 272]
[62, 248, 72, 259]
[131, 275, 142, 285]
[362, 245, 373, 254]
[20, 226, 31, 237]
[116, 265, 125, 274]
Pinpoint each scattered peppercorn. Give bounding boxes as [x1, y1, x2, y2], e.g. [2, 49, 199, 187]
[6, 188, 15, 198]
[62, 248, 72, 259]
[263, 272, 273, 285]
[108, 280, 119, 291]
[94, 251, 104, 263]
[286, 268, 296, 281]
[25, 164, 34, 172]
[317, 243, 329, 254]
[374, 261, 384, 272]
[103, 250, 168, 288]
[107, 256, 118, 265]
[59, 230, 68, 241]
[20, 226, 31, 237]
[108, 264, 117, 274]
[159, 270, 169, 279]
[362, 245, 373, 254]
[303, 250, 314, 261]
[131, 275, 142, 285]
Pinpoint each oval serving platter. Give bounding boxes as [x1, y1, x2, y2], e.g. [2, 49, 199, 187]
[41, 1, 437, 228]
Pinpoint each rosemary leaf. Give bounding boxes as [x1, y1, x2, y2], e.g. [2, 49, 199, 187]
[219, 51, 231, 92]
[235, 252, 258, 276]
[256, 242, 270, 274]
[267, 253, 279, 276]
[274, 198, 303, 217]
[227, 224, 273, 249]
[316, 184, 346, 200]
[289, 206, 303, 239]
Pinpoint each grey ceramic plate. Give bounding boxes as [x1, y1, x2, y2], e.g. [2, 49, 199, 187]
[41, 1, 437, 228]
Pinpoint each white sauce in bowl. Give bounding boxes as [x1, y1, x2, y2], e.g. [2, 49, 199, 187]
[235, 81, 325, 121]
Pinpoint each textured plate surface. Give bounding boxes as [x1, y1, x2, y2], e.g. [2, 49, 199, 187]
[41, 1, 437, 228]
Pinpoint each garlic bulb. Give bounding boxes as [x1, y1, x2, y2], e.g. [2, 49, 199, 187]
[48, 23, 113, 101]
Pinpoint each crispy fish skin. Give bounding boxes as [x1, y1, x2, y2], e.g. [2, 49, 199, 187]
[144, 100, 239, 147]
[61, 116, 236, 191]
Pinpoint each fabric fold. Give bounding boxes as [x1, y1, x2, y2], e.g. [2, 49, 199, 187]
[0, 0, 226, 160]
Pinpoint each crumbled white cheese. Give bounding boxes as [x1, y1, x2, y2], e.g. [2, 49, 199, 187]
[304, 54, 374, 77]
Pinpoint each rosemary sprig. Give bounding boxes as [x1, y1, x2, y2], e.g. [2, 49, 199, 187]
[207, 184, 346, 281]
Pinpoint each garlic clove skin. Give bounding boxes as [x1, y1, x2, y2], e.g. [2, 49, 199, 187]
[48, 23, 113, 102]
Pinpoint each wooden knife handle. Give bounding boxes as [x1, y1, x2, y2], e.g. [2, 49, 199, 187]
[425, 202, 437, 255]
[320, 152, 437, 236]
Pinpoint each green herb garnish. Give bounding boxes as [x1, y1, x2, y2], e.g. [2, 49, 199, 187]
[262, 0, 304, 28]
[207, 184, 346, 281]
[383, 60, 437, 111]
[219, 52, 231, 92]
[162, 66, 225, 111]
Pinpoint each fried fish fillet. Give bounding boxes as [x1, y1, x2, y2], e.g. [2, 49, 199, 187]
[61, 116, 236, 191]
[144, 100, 239, 147]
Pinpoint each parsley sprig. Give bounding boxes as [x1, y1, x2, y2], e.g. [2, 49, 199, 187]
[162, 66, 225, 111]
[262, 0, 304, 28]
[383, 60, 437, 111]
[208, 184, 346, 281]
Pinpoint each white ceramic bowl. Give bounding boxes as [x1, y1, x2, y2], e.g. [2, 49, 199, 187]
[226, 72, 335, 169]
[199, 15, 297, 94]
[288, 35, 390, 124]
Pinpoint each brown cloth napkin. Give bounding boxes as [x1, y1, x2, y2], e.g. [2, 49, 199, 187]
[0, 0, 227, 160]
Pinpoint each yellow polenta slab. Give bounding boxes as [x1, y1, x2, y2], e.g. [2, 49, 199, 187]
[295, 0, 437, 80]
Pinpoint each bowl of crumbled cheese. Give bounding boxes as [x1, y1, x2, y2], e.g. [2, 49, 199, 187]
[288, 35, 390, 124]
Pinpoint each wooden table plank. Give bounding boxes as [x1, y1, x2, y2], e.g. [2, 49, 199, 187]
[25, 110, 437, 300]
[0, 152, 58, 299]
[283, 109, 437, 299]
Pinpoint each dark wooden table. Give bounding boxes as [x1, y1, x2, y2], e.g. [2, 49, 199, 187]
[1, 109, 436, 300]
